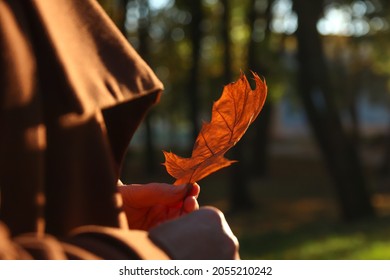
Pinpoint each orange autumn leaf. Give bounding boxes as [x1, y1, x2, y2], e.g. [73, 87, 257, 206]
[163, 72, 267, 185]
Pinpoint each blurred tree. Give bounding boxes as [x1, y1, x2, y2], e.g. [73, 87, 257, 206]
[221, 0, 255, 212]
[186, 0, 203, 143]
[367, 1, 390, 181]
[136, 0, 158, 175]
[293, 0, 374, 221]
[118, 0, 128, 35]
[247, 0, 274, 178]
[98, 0, 127, 32]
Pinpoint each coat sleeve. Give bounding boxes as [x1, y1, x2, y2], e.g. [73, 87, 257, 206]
[0, 222, 169, 260]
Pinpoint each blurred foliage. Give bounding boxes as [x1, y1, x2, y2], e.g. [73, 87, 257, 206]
[239, 217, 390, 259]
[98, 0, 390, 117]
[98, 0, 390, 259]
[98, 0, 288, 128]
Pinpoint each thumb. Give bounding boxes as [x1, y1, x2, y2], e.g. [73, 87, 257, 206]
[119, 183, 190, 208]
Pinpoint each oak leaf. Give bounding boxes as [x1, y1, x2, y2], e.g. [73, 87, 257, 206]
[163, 72, 267, 185]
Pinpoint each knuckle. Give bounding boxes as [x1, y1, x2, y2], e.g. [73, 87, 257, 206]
[199, 206, 224, 222]
[198, 207, 239, 259]
[220, 234, 239, 259]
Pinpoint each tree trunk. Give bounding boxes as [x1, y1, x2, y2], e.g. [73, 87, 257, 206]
[187, 1, 203, 143]
[118, 0, 128, 36]
[293, 0, 374, 221]
[138, 0, 156, 175]
[222, 0, 254, 212]
[247, 0, 274, 178]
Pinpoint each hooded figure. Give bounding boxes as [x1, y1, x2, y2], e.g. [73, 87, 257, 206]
[0, 0, 167, 259]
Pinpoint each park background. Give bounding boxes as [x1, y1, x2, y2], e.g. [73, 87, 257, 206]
[99, 0, 390, 259]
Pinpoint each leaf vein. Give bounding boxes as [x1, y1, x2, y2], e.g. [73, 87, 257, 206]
[201, 129, 215, 155]
[215, 105, 233, 134]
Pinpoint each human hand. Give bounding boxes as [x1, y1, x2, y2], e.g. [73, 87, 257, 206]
[148, 206, 240, 259]
[118, 182, 200, 231]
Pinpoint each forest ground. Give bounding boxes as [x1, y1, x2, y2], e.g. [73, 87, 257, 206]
[122, 136, 390, 259]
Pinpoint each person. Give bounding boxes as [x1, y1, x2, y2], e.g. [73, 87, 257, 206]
[0, 0, 239, 259]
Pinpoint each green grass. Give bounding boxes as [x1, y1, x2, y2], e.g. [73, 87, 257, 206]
[198, 155, 390, 260]
[238, 217, 390, 259]
[122, 147, 390, 260]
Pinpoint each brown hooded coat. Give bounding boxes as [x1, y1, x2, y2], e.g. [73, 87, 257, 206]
[0, 0, 168, 259]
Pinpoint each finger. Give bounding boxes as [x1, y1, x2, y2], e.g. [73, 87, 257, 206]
[183, 196, 199, 214]
[119, 183, 189, 208]
[167, 183, 199, 209]
[189, 183, 200, 198]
